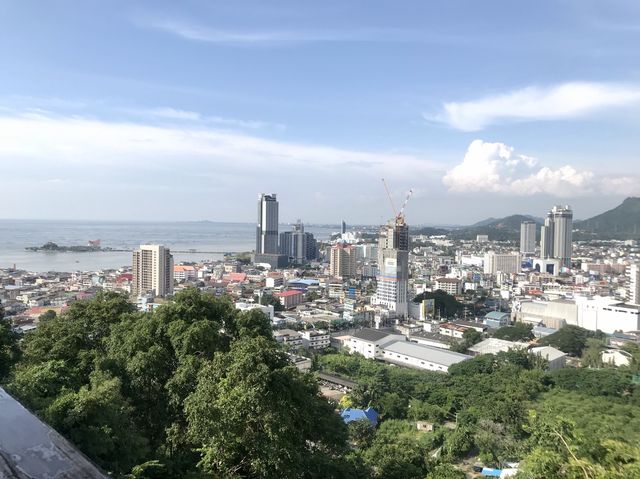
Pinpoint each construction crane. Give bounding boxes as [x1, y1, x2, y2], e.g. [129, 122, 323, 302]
[381, 178, 413, 224]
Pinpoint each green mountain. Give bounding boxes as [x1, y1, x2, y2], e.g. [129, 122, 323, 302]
[576, 197, 640, 239]
[450, 214, 541, 241]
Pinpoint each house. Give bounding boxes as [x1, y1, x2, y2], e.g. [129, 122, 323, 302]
[601, 349, 632, 367]
[273, 329, 303, 347]
[530, 346, 567, 370]
[340, 407, 379, 427]
[484, 311, 510, 329]
[416, 421, 435, 432]
[468, 338, 529, 356]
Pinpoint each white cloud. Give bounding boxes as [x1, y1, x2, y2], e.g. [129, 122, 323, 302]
[443, 139, 639, 196]
[433, 82, 640, 131]
[138, 18, 444, 46]
[134, 107, 284, 130]
[0, 111, 440, 180]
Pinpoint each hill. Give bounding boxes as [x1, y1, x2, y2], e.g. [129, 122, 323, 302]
[450, 214, 541, 241]
[576, 197, 640, 239]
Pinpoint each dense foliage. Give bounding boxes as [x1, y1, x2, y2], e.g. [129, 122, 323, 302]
[538, 325, 605, 356]
[4, 290, 350, 478]
[317, 348, 640, 478]
[413, 290, 464, 318]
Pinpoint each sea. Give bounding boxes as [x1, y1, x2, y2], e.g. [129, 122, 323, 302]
[0, 220, 338, 273]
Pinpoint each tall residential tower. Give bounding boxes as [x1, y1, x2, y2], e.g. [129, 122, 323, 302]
[256, 193, 279, 254]
[374, 220, 409, 318]
[520, 221, 536, 255]
[132, 244, 174, 297]
[539, 205, 573, 268]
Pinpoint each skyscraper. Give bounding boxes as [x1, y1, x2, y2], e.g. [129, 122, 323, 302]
[329, 243, 357, 278]
[520, 221, 536, 255]
[256, 193, 279, 254]
[132, 244, 174, 297]
[374, 219, 409, 318]
[628, 264, 640, 306]
[341, 220, 347, 235]
[551, 205, 573, 268]
[539, 205, 573, 268]
[279, 220, 317, 263]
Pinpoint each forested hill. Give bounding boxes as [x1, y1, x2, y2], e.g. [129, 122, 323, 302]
[576, 197, 640, 239]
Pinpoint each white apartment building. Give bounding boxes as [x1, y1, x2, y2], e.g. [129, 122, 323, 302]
[434, 278, 462, 296]
[132, 245, 174, 298]
[484, 251, 521, 275]
[301, 330, 331, 350]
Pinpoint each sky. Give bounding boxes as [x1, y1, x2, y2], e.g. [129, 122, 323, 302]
[1, 0, 640, 225]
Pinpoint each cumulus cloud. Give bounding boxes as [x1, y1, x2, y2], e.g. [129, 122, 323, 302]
[433, 82, 640, 131]
[443, 139, 639, 197]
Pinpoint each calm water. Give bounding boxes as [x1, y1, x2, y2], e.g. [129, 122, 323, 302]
[0, 220, 337, 272]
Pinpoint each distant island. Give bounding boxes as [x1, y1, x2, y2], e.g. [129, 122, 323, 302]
[26, 241, 119, 253]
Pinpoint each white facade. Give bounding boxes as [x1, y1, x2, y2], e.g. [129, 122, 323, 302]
[347, 330, 405, 359]
[484, 252, 521, 275]
[575, 296, 640, 334]
[235, 302, 275, 320]
[381, 341, 470, 372]
[132, 245, 174, 298]
[301, 330, 331, 349]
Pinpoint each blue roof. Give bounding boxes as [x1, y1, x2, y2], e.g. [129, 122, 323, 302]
[340, 407, 378, 426]
[481, 468, 502, 477]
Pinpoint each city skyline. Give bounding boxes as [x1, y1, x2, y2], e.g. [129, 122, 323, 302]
[1, 1, 640, 223]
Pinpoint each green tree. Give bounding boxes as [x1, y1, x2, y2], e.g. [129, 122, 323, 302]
[348, 419, 375, 448]
[185, 337, 349, 478]
[427, 464, 465, 479]
[538, 325, 604, 356]
[260, 294, 284, 312]
[414, 291, 464, 318]
[581, 338, 605, 368]
[0, 303, 20, 381]
[44, 372, 149, 473]
[492, 322, 533, 342]
[234, 309, 273, 340]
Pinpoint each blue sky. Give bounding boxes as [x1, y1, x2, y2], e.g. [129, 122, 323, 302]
[1, 0, 639, 224]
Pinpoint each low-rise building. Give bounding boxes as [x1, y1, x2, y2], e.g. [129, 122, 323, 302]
[434, 278, 462, 296]
[381, 341, 471, 372]
[301, 329, 331, 350]
[274, 329, 303, 347]
[530, 346, 567, 370]
[274, 290, 304, 309]
[347, 329, 405, 359]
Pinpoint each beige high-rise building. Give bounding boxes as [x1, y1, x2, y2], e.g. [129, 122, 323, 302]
[329, 244, 357, 279]
[132, 244, 174, 297]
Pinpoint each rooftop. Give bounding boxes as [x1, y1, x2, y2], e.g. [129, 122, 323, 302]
[383, 341, 471, 366]
[352, 328, 393, 343]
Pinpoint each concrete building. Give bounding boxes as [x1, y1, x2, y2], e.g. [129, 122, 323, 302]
[274, 290, 304, 309]
[520, 221, 536, 255]
[468, 338, 529, 356]
[132, 244, 174, 297]
[434, 277, 462, 296]
[174, 264, 197, 281]
[256, 193, 279, 254]
[381, 341, 471, 372]
[628, 264, 640, 305]
[374, 220, 410, 318]
[347, 329, 405, 359]
[279, 220, 317, 263]
[235, 301, 274, 321]
[476, 234, 489, 243]
[274, 329, 303, 347]
[330, 243, 357, 279]
[484, 251, 521, 275]
[301, 329, 331, 350]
